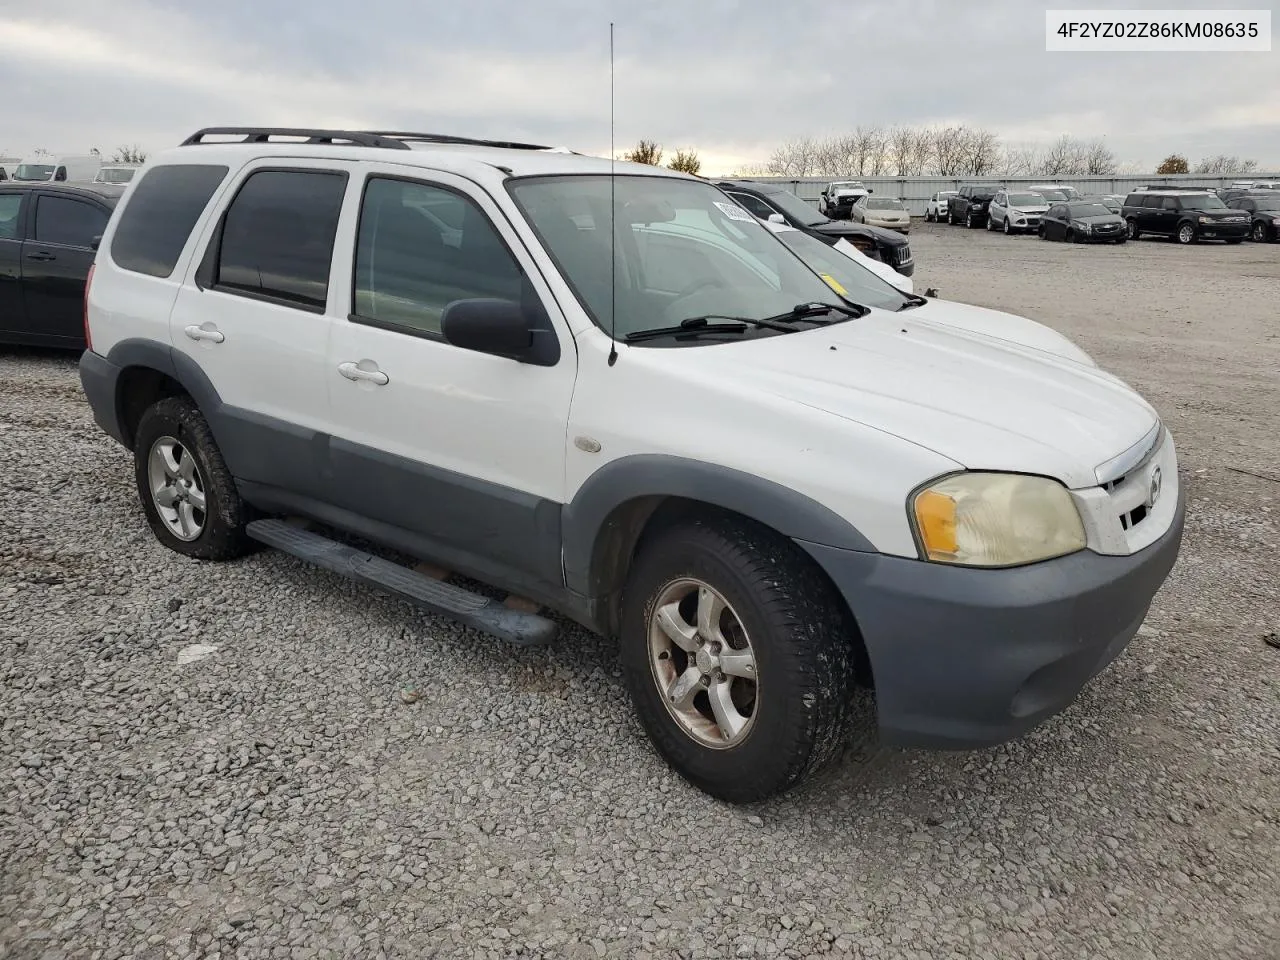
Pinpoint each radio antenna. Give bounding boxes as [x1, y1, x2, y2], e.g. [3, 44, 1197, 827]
[607, 21, 619, 367]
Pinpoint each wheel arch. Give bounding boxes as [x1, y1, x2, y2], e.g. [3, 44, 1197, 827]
[105, 339, 226, 452]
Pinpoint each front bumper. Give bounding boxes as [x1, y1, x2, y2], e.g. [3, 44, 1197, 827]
[1197, 220, 1250, 239]
[799, 485, 1185, 749]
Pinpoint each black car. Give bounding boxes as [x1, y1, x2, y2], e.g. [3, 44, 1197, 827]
[0, 182, 123, 349]
[1039, 201, 1127, 244]
[714, 180, 914, 277]
[1227, 194, 1280, 242]
[1121, 190, 1250, 245]
[947, 185, 999, 228]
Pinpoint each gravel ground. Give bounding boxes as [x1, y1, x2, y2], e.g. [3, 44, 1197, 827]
[2, 226, 1278, 960]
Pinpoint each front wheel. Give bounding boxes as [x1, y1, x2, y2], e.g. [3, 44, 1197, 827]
[1038, 225, 1047, 240]
[1065, 229, 1076, 243]
[620, 515, 867, 803]
[1253, 222, 1269, 242]
[1177, 223, 1196, 244]
[1126, 219, 1140, 240]
[1003, 218, 1014, 235]
[133, 396, 255, 560]
[948, 210, 958, 225]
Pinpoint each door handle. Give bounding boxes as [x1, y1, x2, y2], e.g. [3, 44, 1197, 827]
[25, 251, 56, 262]
[184, 323, 225, 343]
[338, 361, 389, 386]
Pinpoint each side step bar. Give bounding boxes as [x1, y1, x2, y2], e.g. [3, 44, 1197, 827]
[245, 519, 557, 647]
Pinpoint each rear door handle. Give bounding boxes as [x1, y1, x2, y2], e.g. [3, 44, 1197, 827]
[338, 360, 389, 385]
[26, 251, 56, 262]
[184, 323, 225, 343]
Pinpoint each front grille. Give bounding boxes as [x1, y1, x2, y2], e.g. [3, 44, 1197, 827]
[885, 243, 911, 266]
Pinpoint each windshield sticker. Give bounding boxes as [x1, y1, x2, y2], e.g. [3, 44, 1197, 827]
[820, 274, 848, 296]
[714, 201, 756, 223]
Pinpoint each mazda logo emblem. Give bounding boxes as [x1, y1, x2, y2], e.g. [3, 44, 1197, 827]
[1149, 467, 1163, 507]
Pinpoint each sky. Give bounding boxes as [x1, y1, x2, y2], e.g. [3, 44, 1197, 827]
[1, 0, 1277, 174]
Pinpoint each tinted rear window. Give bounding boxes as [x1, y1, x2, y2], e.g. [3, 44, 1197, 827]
[110, 164, 229, 278]
[35, 195, 109, 247]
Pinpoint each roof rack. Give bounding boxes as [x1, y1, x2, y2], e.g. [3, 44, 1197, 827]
[181, 127, 553, 152]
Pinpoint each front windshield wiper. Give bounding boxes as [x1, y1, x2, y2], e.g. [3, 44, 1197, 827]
[895, 293, 929, 312]
[763, 301, 870, 322]
[624, 315, 788, 343]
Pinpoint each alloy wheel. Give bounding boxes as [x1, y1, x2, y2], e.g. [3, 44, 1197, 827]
[147, 436, 207, 541]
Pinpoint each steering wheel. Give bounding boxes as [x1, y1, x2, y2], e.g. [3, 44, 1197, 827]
[672, 278, 728, 300]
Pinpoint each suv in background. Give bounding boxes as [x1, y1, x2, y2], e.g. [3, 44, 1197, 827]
[716, 179, 914, 276]
[0, 182, 124, 348]
[924, 190, 957, 222]
[987, 189, 1051, 234]
[1122, 190, 1250, 244]
[948, 185, 998, 228]
[1227, 194, 1280, 242]
[818, 180, 870, 219]
[80, 127, 1183, 804]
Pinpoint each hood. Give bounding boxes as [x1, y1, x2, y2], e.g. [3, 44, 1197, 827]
[686, 311, 1156, 489]
[1074, 213, 1125, 225]
[812, 220, 908, 245]
[1008, 203, 1050, 215]
[1199, 209, 1250, 220]
[901, 299, 1093, 365]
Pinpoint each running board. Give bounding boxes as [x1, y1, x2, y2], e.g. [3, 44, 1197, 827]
[245, 519, 557, 647]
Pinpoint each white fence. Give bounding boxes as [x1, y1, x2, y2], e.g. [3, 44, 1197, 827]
[741, 173, 1280, 216]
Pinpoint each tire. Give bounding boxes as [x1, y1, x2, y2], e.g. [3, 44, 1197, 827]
[1038, 225, 1047, 240]
[619, 514, 866, 803]
[948, 209, 958, 225]
[1126, 219, 1140, 240]
[1115, 236, 1127, 244]
[1177, 222, 1196, 245]
[985, 215, 995, 231]
[925, 209, 934, 223]
[1253, 222, 1268, 242]
[133, 396, 255, 561]
[1065, 229, 1075, 243]
[1003, 218, 1013, 235]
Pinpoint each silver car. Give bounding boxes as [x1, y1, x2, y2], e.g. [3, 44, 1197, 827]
[987, 189, 1051, 235]
[851, 196, 911, 233]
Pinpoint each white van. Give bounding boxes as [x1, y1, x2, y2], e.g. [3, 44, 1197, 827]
[94, 163, 141, 184]
[11, 155, 102, 183]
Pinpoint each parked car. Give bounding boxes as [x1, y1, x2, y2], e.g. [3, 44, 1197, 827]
[94, 164, 140, 184]
[760, 219, 912, 293]
[1080, 195, 1123, 214]
[11, 155, 102, 183]
[1039, 200, 1127, 244]
[0, 182, 122, 348]
[986, 190, 1051, 234]
[924, 190, 957, 222]
[1028, 184, 1081, 201]
[1227, 194, 1280, 242]
[81, 126, 1182, 803]
[818, 180, 870, 219]
[948, 184, 999, 227]
[760, 219, 1100, 365]
[716, 179, 914, 276]
[1122, 190, 1250, 244]
[850, 196, 910, 233]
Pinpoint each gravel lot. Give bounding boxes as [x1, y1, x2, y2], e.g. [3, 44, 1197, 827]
[2, 225, 1278, 960]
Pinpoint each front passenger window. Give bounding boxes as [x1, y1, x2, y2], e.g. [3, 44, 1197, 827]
[352, 177, 523, 337]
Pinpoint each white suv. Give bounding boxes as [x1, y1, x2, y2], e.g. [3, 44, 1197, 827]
[80, 127, 1185, 803]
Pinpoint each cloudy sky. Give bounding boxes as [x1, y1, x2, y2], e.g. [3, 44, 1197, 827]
[1, 0, 1276, 174]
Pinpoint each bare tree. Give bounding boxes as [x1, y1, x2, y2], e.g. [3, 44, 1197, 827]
[111, 144, 148, 164]
[1001, 144, 1043, 176]
[964, 128, 1002, 175]
[887, 126, 916, 177]
[1084, 137, 1117, 175]
[766, 136, 820, 177]
[930, 126, 971, 177]
[623, 140, 662, 165]
[1193, 154, 1259, 174]
[1039, 134, 1090, 176]
[862, 126, 888, 175]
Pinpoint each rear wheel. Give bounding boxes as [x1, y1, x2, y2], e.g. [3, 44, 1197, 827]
[948, 209, 958, 225]
[1126, 219, 1140, 240]
[1038, 224, 1047, 240]
[1065, 229, 1076, 243]
[133, 396, 254, 561]
[620, 514, 868, 803]
[1253, 222, 1268, 242]
[1177, 222, 1196, 244]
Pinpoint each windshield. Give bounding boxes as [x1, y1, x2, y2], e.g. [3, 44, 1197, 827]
[96, 167, 136, 183]
[760, 187, 828, 225]
[866, 199, 904, 210]
[1180, 195, 1226, 210]
[831, 183, 863, 191]
[773, 230, 908, 312]
[509, 176, 843, 341]
[14, 164, 55, 181]
[1034, 189, 1067, 201]
[1007, 193, 1045, 206]
[1067, 203, 1114, 218]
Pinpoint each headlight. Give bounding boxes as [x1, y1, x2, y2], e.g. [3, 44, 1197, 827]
[1198, 216, 1212, 224]
[1272, 217, 1280, 225]
[1071, 220, 1091, 232]
[910, 473, 1086, 567]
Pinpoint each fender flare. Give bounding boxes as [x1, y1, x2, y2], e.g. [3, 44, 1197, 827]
[560, 454, 876, 599]
[105, 338, 228, 449]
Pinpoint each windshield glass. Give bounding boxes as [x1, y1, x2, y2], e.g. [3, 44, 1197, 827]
[509, 176, 843, 341]
[1067, 203, 1113, 218]
[759, 187, 827, 225]
[1034, 189, 1067, 201]
[1180, 194, 1226, 210]
[14, 164, 55, 181]
[773, 230, 907, 312]
[831, 183, 863, 191]
[1007, 193, 1045, 206]
[96, 167, 136, 183]
[866, 199, 904, 210]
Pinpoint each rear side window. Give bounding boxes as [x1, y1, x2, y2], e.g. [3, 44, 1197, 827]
[1123, 194, 1141, 206]
[1161, 197, 1179, 210]
[0, 194, 21, 239]
[214, 169, 347, 311]
[34, 195, 108, 247]
[111, 164, 229, 277]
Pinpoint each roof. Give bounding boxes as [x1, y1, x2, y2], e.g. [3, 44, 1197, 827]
[1, 182, 126, 201]
[156, 127, 685, 183]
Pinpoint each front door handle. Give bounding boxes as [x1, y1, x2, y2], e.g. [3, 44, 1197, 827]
[184, 323, 225, 343]
[26, 251, 56, 262]
[338, 360, 389, 386]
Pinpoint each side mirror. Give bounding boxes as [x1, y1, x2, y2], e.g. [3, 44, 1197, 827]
[867, 188, 874, 194]
[91, 234, 102, 251]
[767, 213, 785, 224]
[440, 298, 534, 361]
